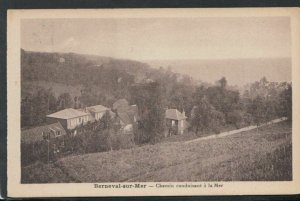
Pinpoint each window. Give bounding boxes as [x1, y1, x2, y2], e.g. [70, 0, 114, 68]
[56, 130, 61, 137]
[43, 131, 50, 140]
[42, 131, 47, 140]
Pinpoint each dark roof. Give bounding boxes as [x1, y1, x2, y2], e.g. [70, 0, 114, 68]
[21, 122, 67, 144]
[165, 109, 187, 120]
[46, 108, 89, 119]
[113, 99, 129, 111]
[86, 105, 108, 113]
[109, 110, 116, 119]
[117, 112, 132, 125]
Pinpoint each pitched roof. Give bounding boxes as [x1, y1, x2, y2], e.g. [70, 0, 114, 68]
[79, 109, 95, 122]
[86, 105, 108, 113]
[165, 109, 187, 120]
[21, 122, 66, 144]
[113, 99, 129, 111]
[109, 110, 116, 119]
[46, 108, 89, 119]
[117, 112, 133, 125]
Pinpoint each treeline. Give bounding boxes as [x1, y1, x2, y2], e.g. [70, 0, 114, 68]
[22, 49, 149, 98]
[21, 87, 73, 128]
[129, 77, 292, 143]
[189, 77, 291, 135]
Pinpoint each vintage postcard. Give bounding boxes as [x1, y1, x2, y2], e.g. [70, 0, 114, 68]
[7, 8, 300, 197]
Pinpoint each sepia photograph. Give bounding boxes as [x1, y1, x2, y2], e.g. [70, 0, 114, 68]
[6, 8, 300, 197]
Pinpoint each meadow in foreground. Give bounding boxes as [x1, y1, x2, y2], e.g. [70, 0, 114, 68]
[22, 121, 292, 183]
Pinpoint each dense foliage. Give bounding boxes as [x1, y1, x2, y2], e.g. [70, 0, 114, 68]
[21, 50, 292, 140]
[131, 81, 166, 144]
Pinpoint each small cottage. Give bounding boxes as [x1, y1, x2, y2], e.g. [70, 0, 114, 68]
[165, 109, 188, 136]
[21, 122, 67, 165]
[86, 105, 110, 122]
[113, 99, 139, 133]
[46, 108, 89, 130]
[21, 122, 67, 144]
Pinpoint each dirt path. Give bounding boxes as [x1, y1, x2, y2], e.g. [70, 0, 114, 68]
[185, 117, 288, 144]
[122, 122, 291, 182]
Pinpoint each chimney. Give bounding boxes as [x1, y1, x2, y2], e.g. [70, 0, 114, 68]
[182, 109, 185, 117]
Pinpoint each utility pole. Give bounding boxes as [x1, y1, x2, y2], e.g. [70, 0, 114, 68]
[47, 132, 50, 164]
[47, 139, 50, 163]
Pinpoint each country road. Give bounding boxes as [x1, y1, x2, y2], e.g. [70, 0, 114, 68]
[185, 117, 288, 144]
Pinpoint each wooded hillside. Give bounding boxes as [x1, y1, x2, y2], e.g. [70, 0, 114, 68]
[21, 49, 292, 136]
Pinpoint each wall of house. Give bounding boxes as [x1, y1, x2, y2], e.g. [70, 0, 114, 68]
[46, 117, 68, 131]
[178, 119, 184, 135]
[66, 115, 89, 130]
[95, 111, 105, 121]
[165, 119, 180, 136]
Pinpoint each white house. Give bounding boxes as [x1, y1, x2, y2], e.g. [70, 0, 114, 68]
[46, 108, 90, 130]
[86, 105, 110, 121]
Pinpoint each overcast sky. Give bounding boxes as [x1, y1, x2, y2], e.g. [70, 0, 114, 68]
[21, 17, 291, 60]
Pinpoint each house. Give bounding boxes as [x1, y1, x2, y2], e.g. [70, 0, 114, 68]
[46, 108, 90, 130]
[21, 122, 66, 144]
[116, 112, 134, 132]
[21, 122, 67, 164]
[86, 105, 111, 122]
[113, 98, 129, 112]
[113, 99, 139, 133]
[165, 109, 188, 136]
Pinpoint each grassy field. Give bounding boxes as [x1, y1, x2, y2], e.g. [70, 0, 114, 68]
[22, 122, 292, 183]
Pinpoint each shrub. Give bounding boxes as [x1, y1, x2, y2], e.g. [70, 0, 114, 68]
[227, 110, 243, 128]
[242, 112, 253, 126]
[209, 109, 225, 134]
[106, 129, 135, 151]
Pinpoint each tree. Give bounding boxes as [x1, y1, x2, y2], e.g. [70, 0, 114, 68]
[248, 96, 265, 128]
[47, 90, 57, 112]
[218, 77, 227, 90]
[21, 96, 34, 127]
[191, 97, 225, 135]
[130, 81, 165, 144]
[206, 77, 240, 122]
[57, 93, 73, 110]
[242, 112, 253, 126]
[278, 84, 292, 120]
[101, 110, 113, 130]
[227, 110, 243, 129]
[243, 78, 291, 124]
[73, 96, 80, 109]
[209, 108, 226, 134]
[21, 87, 59, 128]
[31, 88, 51, 125]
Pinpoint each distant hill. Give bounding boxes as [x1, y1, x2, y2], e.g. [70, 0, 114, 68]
[21, 49, 153, 85]
[21, 49, 171, 106]
[145, 58, 292, 86]
[21, 49, 291, 102]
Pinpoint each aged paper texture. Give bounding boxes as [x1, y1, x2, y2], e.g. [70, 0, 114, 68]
[7, 8, 300, 197]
